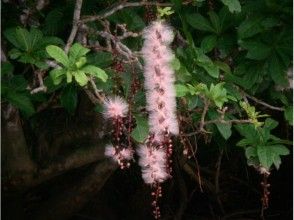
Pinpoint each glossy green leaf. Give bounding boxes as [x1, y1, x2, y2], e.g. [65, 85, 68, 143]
[208, 110, 232, 139]
[69, 43, 90, 62]
[46, 45, 69, 67]
[220, 0, 241, 13]
[186, 13, 215, 32]
[131, 116, 149, 143]
[245, 146, 257, 158]
[15, 27, 30, 51]
[201, 35, 218, 53]
[239, 40, 272, 60]
[238, 16, 263, 39]
[175, 84, 189, 97]
[82, 65, 108, 82]
[50, 68, 66, 85]
[73, 70, 88, 86]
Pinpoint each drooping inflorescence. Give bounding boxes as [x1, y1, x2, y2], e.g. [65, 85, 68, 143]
[104, 96, 134, 169]
[139, 20, 179, 219]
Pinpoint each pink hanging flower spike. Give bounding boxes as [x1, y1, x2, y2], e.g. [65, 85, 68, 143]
[104, 96, 133, 169]
[139, 20, 179, 219]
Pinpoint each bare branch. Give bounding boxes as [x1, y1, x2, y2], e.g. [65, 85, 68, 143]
[65, 0, 83, 53]
[88, 77, 105, 104]
[82, 23, 143, 69]
[199, 96, 210, 132]
[4, 145, 106, 190]
[30, 70, 47, 94]
[81, 1, 172, 23]
[244, 92, 284, 112]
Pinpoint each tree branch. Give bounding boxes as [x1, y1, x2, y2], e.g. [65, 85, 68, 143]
[81, 1, 172, 23]
[31, 160, 116, 220]
[65, 0, 83, 53]
[244, 92, 284, 112]
[4, 145, 107, 190]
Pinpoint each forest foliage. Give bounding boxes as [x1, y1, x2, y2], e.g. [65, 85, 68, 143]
[1, 0, 293, 217]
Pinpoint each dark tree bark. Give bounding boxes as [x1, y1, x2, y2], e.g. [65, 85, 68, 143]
[30, 160, 117, 220]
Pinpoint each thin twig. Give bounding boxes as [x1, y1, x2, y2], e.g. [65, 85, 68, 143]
[184, 119, 252, 137]
[215, 149, 225, 215]
[199, 96, 210, 132]
[81, 1, 171, 23]
[89, 77, 105, 104]
[243, 91, 284, 112]
[30, 70, 47, 94]
[65, 0, 83, 53]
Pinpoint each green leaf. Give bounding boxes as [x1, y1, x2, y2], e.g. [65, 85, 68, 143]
[6, 92, 35, 117]
[201, 35, 217, 53]
[235, 124, 259, 144]
[272, 154, 281, 169]
[220, 0, 241, 13]
[73, 70, 88, 86]
[239, 40, 272, 60]
[238, 16, 264, 39]
[46, 45, 69, 67]
[60, 85, 78, 114]
[29, 28, 43, 50]
[208, 11, 221, 34]
[82, 65, 108, 82]
[237, 139, 254, 147]
[10, 75, 28, 91]
[40, 36, 64, 48]
[186, 13, 215, 32]
[208, 110, 232, 139]
[268, 54, 288, 86]
[50, 68, 66, 85]
[257, 145, 290, 169]
[66, 71, 73, 83]
[131, 116, 149, 143]
[176, 65, 192, 82]
[245, 146, 257, 159]
[195, 49, 219, 78]
[4, 28, 23, 49]
[215, 61, 231, 74]
[269, 145, 290, 156]
[87, 51, 113, 68]
[15, 27, 30, 51]
[257, 145, 272, 169]
[263, 118, 278, 131]
[208, 83, 228, 108]
[171, 58, 181, 71]
[284, 106, 293, 125]
[69, 43, 90, 62]
[8, 48, 22, 59]
[75, 57, 87, 69]
[175, 84, 189, 97]
[1, 62, 14, 76]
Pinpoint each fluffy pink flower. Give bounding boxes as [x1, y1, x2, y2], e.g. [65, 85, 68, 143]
[103, 96, 128, 119]
[120, 148, 134, 160]
[137, 145, 168, 184]
[104, 144, 116, 160]
[142, 20, 179, 141]
[105, 144, 134, 163]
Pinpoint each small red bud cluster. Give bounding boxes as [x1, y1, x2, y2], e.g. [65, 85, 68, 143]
[151, 183, 162, 219]
[112, 60, 124, 73]
[144, 5, 156, 23]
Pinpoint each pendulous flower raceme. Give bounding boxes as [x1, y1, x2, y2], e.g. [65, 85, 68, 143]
[139, 20, 179, 219]
[104, 96, 134, 169]
[142, 20, 179, 143]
